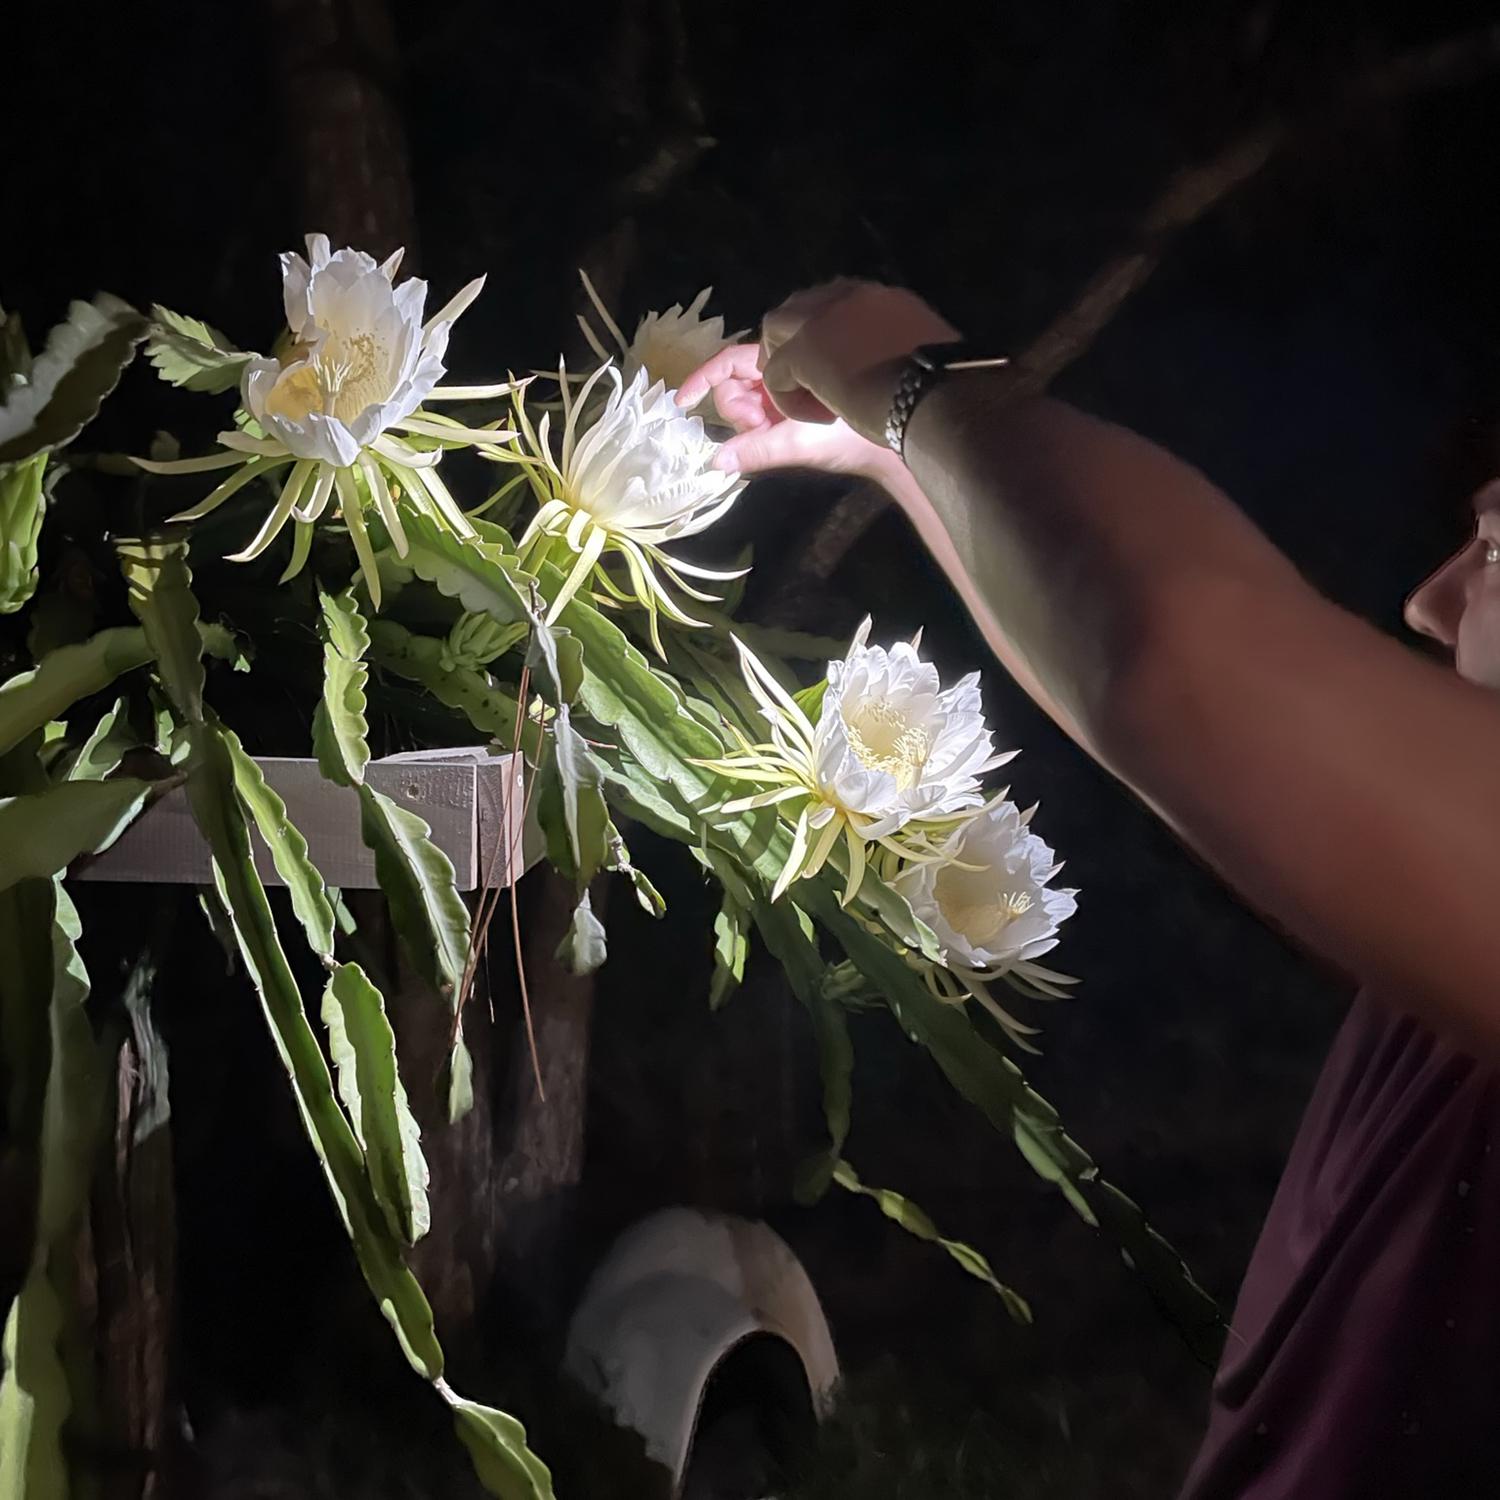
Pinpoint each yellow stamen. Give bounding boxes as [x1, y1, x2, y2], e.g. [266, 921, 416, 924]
[844, 698, 931, 789]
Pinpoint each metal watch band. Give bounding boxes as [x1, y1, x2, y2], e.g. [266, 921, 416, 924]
[882, 357, 936, 457]
[884, 344, 1010, 459]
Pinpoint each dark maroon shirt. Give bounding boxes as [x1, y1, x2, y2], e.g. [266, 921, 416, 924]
[1179, 992, 1500, 1498]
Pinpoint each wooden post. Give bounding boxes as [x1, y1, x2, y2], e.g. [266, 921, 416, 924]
[91, 965, 175, 1500]
[382, 865, 600, 1367]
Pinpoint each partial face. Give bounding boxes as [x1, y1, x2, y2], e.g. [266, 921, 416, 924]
[1405, 480, 1500, 689]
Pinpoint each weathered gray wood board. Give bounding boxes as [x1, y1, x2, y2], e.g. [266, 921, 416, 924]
[75, 748, 525, 891]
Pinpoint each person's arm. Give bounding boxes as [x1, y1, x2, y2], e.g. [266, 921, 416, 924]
[681, 284, 1500, 1056]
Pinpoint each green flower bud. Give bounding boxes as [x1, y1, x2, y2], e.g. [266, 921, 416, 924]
[439, 611, 526, 672]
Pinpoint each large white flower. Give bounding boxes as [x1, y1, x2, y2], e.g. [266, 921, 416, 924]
[893, 797, 1079, 1050]
[578, 272, 744, 417]
[700, 621, 1014, 905]
[512, 362, 745, 651]
[135, 233, 521, 606]
[895, 799, 1077, 975]
[815, 618, 1002, 840]
[243, 237, 457, 468]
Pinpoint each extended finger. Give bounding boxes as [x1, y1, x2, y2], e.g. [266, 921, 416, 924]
[710, 426, 805, 475]
[676, 343, 763, 408]
[714, 381, 775, 430]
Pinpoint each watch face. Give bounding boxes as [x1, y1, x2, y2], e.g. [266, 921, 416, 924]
[917, 340, 1007, 373]
[914, 340, 964, 370]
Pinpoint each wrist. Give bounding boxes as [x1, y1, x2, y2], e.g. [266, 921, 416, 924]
[855, 439, 909, 488]
[763, 284, 960, 444]
[839, 355, 911, 448]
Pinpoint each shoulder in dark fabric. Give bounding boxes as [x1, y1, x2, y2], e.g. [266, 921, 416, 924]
[1180, 991, 1500, 1500]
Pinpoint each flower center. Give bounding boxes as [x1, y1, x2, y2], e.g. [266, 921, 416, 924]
[318, 330, 389, 419]
[844, 699, 931, 789]
[265, 330, 391, 426]
[936, 872, 1033, 947]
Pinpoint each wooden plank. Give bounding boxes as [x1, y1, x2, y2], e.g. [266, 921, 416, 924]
[75, 750, 524, 891]
[471, 748, 528, 891]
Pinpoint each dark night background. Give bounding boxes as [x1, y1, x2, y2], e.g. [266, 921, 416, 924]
[6, 1, 1500, 1495]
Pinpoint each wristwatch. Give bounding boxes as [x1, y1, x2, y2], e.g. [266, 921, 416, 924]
[883, 341, 1010, 458]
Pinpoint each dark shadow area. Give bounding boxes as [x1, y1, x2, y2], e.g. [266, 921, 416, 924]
[682, 1335, 820, 1500]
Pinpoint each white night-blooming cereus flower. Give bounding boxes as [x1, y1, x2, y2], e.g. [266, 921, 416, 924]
[510, 361, 745, 654]
[133, 233, 522, 606]
[699, 619, 1015, 907]
[893, 796, 1080, 1049]
[577, 271, 745, 418]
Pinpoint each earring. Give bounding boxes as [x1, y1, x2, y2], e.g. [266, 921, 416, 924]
[1486, 543, 1500, 565]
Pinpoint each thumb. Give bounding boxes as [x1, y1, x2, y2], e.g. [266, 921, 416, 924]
[712, 425, 804, 477]
[762, 343, 838, 425]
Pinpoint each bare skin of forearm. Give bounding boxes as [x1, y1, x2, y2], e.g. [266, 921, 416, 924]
[880, 383, 1500, 1056]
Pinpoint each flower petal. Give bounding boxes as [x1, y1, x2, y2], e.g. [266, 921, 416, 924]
[227, 459, 314, 562]
[334, 465, 381, 610]
[423, 275, 485, 336]
[169, 456, 293, 524]
[131, 450, 247, 476]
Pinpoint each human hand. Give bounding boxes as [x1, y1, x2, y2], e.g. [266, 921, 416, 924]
[677, 279, 959, 475]
[677, 343, 890, 479]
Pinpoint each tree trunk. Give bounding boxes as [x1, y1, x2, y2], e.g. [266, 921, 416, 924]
[489, 870, 599, 1314]
[360, 867, 600, 1369]
[261, 0, 602, 1359]
[91, 978, 176, 1500]
[263, 0, 418, 263]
